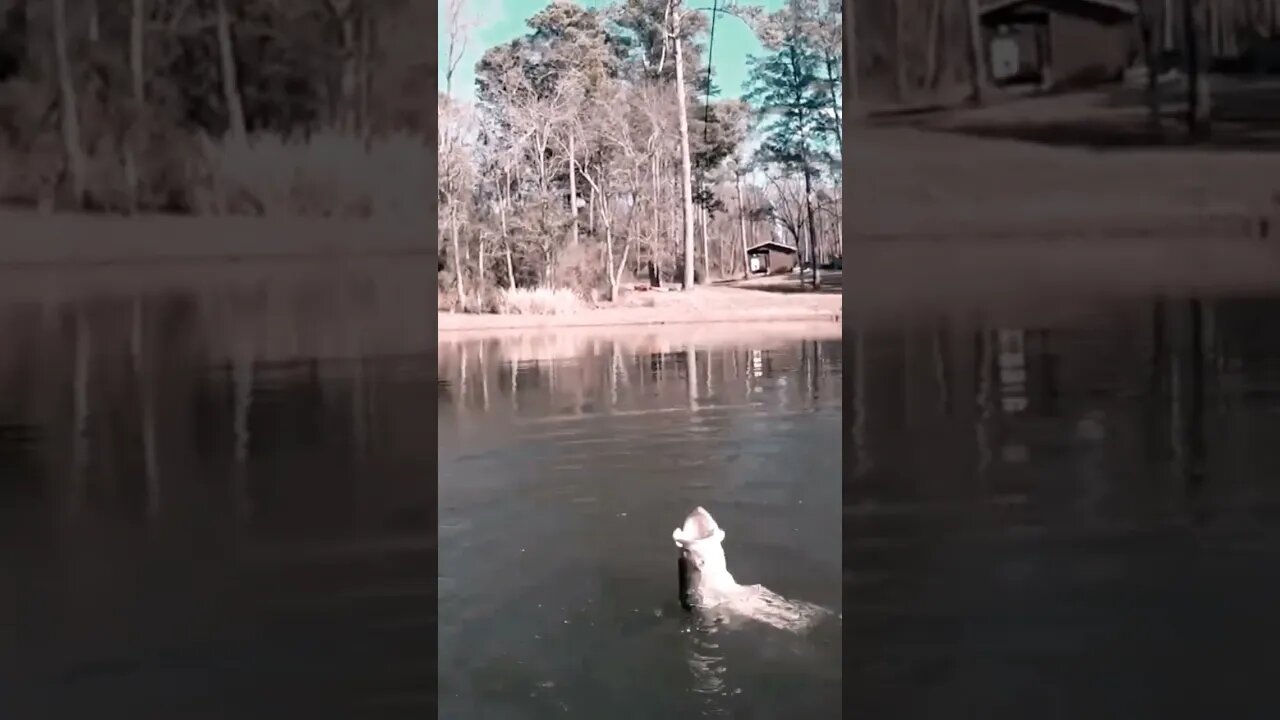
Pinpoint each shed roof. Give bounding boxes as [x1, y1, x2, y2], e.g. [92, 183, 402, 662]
[746, 241, 798, 255]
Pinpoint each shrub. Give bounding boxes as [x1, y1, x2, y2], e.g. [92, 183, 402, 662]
[494, 287, 585, 315]
[199, 129, 429, 220]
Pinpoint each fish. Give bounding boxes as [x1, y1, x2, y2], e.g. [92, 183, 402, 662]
[672, 506, 831, 633]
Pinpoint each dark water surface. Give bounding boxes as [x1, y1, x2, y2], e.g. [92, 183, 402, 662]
[0, 263, 438, 719]
[12, 258, 1280, 720]
[438, 334, 843, 718]
[847, 296, 1280, 719]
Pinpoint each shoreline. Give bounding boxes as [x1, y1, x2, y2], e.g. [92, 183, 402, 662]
[437, 313, 842, 348]
[440, 277, 842, 339]
[438, 307, 841, 334]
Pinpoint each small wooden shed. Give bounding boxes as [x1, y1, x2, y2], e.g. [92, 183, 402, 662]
[980, 0, 1139, 89]
[746, 241, 798, 276]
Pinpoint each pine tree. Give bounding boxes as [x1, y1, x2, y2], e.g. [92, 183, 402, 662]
[745, 12, 837, 287]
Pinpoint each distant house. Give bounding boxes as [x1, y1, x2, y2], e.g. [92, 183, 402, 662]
[980, 0, 1140, 90]
[746, 241, 798, 275]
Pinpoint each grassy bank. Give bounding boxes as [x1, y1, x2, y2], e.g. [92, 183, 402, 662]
[438, 274, 843, 335]
[852, 89, 1280, 240]
[441, 231, 1280, 336]
[1, 130, 430, 220]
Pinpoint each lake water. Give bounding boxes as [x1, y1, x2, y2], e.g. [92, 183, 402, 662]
[0, 263, 440, 718]
[9, 260, 1280, 718]
[0, 263, 842, 719]
[847, 296, 1280, 719]
[438, 333, 844, 718]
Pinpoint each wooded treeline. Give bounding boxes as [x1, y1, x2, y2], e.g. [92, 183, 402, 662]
[849, 0, 984, 106]
[438, 0, 842, 312]
[850, 0, 1280, 108]
[0, 0, 431, 217]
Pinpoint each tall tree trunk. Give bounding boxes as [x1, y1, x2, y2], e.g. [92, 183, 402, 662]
[1196, 0, 1212, 134]
[1183, 0, 1211, 138]
[452, 205, 466, 307]
[130, 0, 146, 119]
[651, 152, 661, 285]
[700, 205, 710, 282]
[357, 7, 372, 135]
[668, 162, 677, 280]
[736, 173, 749, 278]
[925, 0, 943, 91]
[1139, 4, 1163, 133]
[672, 23, 697, 291]
[846, 0, 859, 112]
[821, 51, 843, 143]
[88, 0, 100, 42]
[894, 0, 909, 101]
[339, 10, 358, 133]
[1183, 0, 1197, 133]
[128, 0, 146, 212]
[605, 221, 618, 301]
[716, 213, 726, 273]
[568, 133, 579, 246]
[803, 165, 821, 288]
[52, 0, 87, 208]
[501, 170, 516, 289]
[215, 0, 248, 142]
[966, 0, 988, 103]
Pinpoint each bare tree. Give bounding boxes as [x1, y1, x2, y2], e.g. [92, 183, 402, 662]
[126, 0, 147, 211]
[326, 0, 361, 132]
[52, 0, 88, 207]
[439, 95, 477, 304]
[664, 0, 698, 290]
[421, 0, 839, 307]
[215, 0, 248, 142]
[444, 0, 475, 96]
[88, 0, 100, 42]
[579, 85, 653, 300]
[1183, 0, 1211, 137]
[736, 167, 750, 278]
[965, 0, 988, 103]
[846, 0, 859, 111]
[1137, 0, 1164, 132]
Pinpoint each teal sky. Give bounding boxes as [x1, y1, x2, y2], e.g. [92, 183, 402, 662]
[439, 0, 786, 102]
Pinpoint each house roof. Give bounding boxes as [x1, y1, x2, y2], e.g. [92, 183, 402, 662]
[746, 241, 798, 255]
[979, 0, 1138, 15]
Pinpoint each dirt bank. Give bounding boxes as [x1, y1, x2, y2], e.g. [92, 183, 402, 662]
[438, 274, 841, 337]
[852, 108, 1280, 240]
[437, 320, 841, 359]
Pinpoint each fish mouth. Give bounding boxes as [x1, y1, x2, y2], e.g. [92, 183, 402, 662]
[673, 506, 724, 547]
